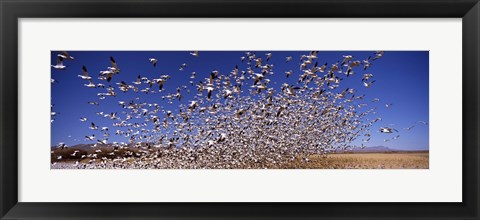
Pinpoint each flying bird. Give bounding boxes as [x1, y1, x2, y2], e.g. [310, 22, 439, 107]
[57, 51, 74, 60]
[149, 58, 158, 67]
[51, 57, 67, 70]
[190, 51, 199, 57]
[379, 127, 398, 133]
[84, 80, 96, 88]
[90, 122, 99, 130]
[78, 66, 92, 80]
[285, 56, 293, 63]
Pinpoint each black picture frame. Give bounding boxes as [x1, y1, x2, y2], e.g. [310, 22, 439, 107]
[1, 0, 479, 219]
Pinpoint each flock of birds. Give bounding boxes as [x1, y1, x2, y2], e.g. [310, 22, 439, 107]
[51, 51, 426, 169]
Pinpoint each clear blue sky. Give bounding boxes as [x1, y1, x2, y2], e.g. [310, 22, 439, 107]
[51, 51, 429, 150]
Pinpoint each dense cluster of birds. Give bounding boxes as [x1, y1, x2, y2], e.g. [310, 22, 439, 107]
[51, 51, 426, 169]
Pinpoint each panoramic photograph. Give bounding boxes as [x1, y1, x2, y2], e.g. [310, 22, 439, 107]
[50, 51, 429, 169]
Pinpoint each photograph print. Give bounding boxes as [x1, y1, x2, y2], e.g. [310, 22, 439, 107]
[51, 51, 429, 169]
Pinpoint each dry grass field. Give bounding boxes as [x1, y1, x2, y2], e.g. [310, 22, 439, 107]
[284, 152, 429, 169]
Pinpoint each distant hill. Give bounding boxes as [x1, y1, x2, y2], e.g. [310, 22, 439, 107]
[350, 146, 403, 153]
[51, 143, 94, 150]
[51, 142, 153, 150]
[353, 146, 429, 153]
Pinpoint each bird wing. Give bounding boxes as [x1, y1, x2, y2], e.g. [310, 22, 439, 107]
[56, 56, 63, 65]
[110, 56, 117, 68]
[61, 51, 70, 58]
[82, 66, 88, 76]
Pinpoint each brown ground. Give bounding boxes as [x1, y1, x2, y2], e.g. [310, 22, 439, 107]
[284, 152, 429, 169]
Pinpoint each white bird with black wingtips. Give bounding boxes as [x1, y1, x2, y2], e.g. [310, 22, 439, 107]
[149, 58, 158, 67]
[78, 66, 92, 80]
[51, 57, 67, 70]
